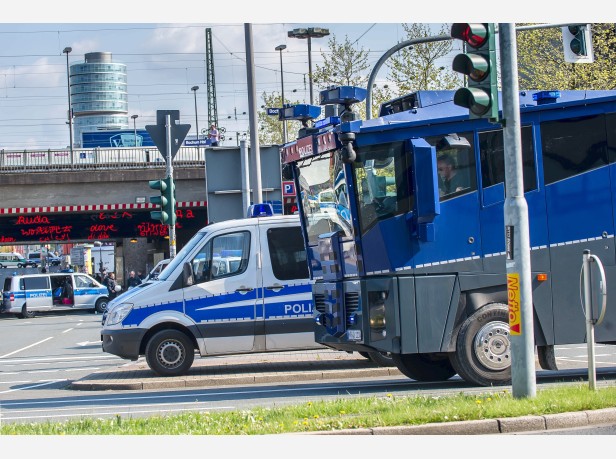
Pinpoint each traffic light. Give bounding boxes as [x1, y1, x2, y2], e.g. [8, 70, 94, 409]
[451, 23, 499, 121]
[562, 25, 594, 63]
[149, 177, 176, 225]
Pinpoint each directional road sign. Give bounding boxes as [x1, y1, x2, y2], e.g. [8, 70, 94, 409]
[146, 110, 191, 161]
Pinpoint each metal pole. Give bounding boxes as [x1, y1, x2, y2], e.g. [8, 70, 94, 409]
[63, 48, 74, 164]
[499, 23, 536, 399]
[307, 36, 313, 105]
[244, 23, 262, 204]
[278, 47, 288, 144]
[165, 114, 176, 259]
[240, 139, 251, 212]
[583, 250, 597, 390]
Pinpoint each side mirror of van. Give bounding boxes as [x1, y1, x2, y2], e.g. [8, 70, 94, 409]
[183, 262, 194, 287]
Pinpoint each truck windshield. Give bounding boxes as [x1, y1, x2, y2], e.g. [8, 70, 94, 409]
[157, 230, 208, 281]
[353, 141, 411, 234]
[298, 151, 353, 244]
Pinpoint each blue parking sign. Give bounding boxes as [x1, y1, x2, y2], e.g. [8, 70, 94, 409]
[282, 181, 295, 196]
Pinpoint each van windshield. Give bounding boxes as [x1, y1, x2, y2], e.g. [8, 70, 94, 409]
[157, 230, 208, 281]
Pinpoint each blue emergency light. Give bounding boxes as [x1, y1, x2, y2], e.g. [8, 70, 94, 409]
[533, 91, 561, 104]
[319, 86, 367, 105]
[278, 104, 322, 122]
[247, 203, 274, 218]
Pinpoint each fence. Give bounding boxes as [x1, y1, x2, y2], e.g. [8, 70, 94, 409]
[0, 146, 206, 173]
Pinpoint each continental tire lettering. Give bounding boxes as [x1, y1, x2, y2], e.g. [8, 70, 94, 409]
[507, 273, 521, 335]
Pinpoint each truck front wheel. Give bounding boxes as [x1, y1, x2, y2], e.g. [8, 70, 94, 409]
[145, 329, 195, 377]
[449, 303, 511, 387]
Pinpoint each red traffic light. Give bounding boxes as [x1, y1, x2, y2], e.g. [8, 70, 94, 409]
[451, 23, 488, 49]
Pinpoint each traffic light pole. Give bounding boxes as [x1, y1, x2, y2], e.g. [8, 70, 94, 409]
[165, 114, 177, 259]
[499, 23, 536, 399]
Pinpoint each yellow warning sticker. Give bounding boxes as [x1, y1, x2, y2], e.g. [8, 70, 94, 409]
[507, 273, 521, 335]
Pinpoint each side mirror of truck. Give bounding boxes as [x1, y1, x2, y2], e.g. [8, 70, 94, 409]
[183, 262, 194, 287]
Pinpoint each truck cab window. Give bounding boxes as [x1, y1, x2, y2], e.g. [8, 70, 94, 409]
[425, 132, 476, 200]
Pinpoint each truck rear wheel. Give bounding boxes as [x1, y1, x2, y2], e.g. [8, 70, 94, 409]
[449, 303, 511, 386]
[145, 329, 195, 377]
[366, 351, 396, 367]
[391, 353, 456, 381]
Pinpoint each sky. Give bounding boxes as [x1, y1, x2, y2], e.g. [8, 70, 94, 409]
[0, 1, 611, 150]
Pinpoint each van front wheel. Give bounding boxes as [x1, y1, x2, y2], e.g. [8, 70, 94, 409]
[18, 305, 35, 319]
[145, 329, 195, 377]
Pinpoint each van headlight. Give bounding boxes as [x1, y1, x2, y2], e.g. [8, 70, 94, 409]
[105, 303, 133, 326]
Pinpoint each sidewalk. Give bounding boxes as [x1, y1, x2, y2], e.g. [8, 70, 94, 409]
[69, 349, 401, 391]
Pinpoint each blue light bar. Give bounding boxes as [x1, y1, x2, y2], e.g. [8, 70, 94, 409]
[314, 116, 340, 129]
[279, 104, 322, 121]
[532, 91, 561, 104]
[247, 203, 274, 218]
[319, 86, 367, 105]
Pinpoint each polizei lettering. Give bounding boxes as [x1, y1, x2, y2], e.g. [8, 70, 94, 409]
[298, 144, 313, 158]
[284, 303, 313, 315]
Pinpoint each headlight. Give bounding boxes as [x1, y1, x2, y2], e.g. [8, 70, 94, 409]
[105, 303, 133, 326]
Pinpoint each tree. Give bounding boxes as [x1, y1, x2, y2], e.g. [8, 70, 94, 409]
[517, 23, 616, 90]
[257, 91, 302, 145]
[312, 34, 371, 90]
[388, 23, 461, 93]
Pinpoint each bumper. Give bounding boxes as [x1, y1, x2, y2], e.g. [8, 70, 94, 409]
[101, 328, 147, 361]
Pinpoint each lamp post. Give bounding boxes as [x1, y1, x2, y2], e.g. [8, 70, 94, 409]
[275, 44, 288, 144]
[131, 114, 138, 147]
[191, 85, 200, 141]
[287, 27, 330, 105]
[63, 47, 74, 162]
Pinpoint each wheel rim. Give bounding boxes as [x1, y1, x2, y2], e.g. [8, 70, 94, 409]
[473, 320, 510, 371]
[157, 339, 185, 369]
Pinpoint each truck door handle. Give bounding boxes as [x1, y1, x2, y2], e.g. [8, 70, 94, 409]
[265, 284, 284, 292]
[235, 287, 254, 294]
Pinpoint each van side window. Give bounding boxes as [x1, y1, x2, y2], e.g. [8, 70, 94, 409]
[267, 227, 309, 281]
[75, 275, 95, 288]
[191, 231, 250, 284]
[20, 277, 49, 290]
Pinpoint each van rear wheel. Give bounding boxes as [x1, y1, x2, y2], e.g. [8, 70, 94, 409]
[145, 329, 195, 377]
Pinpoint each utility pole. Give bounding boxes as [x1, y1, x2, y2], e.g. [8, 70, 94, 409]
[244, 23, 262, 204]
[499, 23, 536, 399]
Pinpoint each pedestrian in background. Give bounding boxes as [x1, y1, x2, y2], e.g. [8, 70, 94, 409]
[127, 270, 142, 289]
[208, 123, 220, 147]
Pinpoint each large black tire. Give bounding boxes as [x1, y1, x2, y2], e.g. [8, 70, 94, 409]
[366, 351, 396, 367]
[145, 329, 195, 377]
[449, 303, 511, 387]
[18, 304, 35, 319]
[391, 353, 456, 382]
[95, 298, 108, 313]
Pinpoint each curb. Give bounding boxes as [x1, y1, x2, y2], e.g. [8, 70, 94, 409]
[298, 407, 616, 435]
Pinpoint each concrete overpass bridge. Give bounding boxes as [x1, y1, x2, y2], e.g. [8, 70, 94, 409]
[0, 144, 285, 284]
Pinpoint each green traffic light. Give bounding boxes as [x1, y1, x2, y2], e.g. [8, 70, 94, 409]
[452, 53, 489, 82]
[150, 210, 169, 223]
[453, 88, 491, 116]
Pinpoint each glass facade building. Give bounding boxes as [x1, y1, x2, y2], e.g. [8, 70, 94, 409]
[70, 52, 128, 146]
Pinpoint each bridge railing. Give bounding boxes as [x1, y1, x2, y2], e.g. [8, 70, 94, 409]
[0, 146, 206, 173]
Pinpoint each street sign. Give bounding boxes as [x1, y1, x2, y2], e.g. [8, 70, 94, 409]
[282, 181, 295, 196]
[267, 108, 281, 116]
[145, 110, 191, 161]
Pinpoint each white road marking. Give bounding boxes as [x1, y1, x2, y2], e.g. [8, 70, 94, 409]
[0, 379, 63, 394]
[0, 337, 54, 359]
[77, 341, 101, 346]
[62, 328, 74, 333]
[0, 355, 119, 364]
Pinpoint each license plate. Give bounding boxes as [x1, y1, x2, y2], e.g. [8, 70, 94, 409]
[347, 329, 361, 341]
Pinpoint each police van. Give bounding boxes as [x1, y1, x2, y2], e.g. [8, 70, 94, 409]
[0, 252, 29, 269]
[101, 209, 320, 376]
[2, 272, 109, 318]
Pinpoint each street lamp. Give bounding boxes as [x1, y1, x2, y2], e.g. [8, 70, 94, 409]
[287, 27, 330, 105]
[191, 86, 199, 141]
[63, 47, 74, 161]
[131, 114, 138, 147]
[275, 44, 288, 144]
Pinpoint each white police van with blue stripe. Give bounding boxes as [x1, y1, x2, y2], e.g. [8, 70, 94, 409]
[101, 206, 320, 376]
